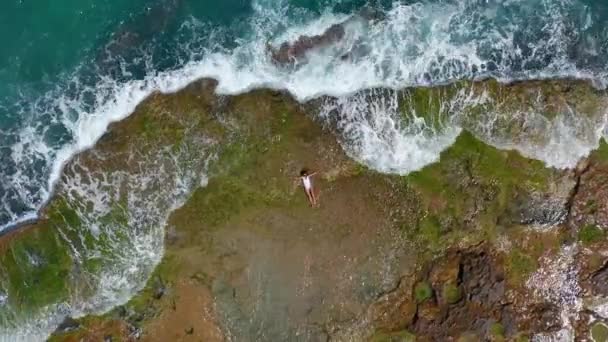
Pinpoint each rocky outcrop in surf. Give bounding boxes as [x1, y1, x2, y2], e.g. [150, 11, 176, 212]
[269, 23, 346, 65]
[268, 8, 383, 66]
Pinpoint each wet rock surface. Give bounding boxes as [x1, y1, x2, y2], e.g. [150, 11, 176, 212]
[267, 8, 384, 67]
[55, 317, 80, 333]
[409, 248, 514, 340]
[591, 262, 608, 296]
[367, 245, 577, 341]
[269, 23, 346, 65]
[506, 172, 577, 228]
[569, 158, 608, 229]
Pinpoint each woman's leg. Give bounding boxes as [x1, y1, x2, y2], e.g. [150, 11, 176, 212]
[305, 189, 314, 206]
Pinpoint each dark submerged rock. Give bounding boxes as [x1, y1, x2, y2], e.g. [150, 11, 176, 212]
[55, 316, 80, 333]
[269, 23, 346, 65]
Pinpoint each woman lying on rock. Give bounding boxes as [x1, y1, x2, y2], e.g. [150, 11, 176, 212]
[297, 169, 318, 207]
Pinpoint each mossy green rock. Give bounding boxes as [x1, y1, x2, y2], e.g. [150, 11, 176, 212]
[579, 225, 605, 246]
[370, 330, 416, 342]
[592, 322, 608, 342]
[396, 79, 607, 149]
[489, 322, 505, 338]
[506, 248, 537, 285]
[0, 225, 72, 313]
[414, 281, 434, 303]
[442, 283, 462, 304]
[457, 332, 480, 342]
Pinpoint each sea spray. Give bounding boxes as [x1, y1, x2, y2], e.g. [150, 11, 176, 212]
[527, 245, 582, 341]
[318, 88, 461, 174]
[4, 0, 608, 229]
[319, 80, 607, 174]
[0, 131, 216, 341]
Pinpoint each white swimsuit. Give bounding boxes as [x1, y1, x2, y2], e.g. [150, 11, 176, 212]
[302, 176, 312, 191]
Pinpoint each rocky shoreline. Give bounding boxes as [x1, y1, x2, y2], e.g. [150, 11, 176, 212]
[1, 77, 608, 341]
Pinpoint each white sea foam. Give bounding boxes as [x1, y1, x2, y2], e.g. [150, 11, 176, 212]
[0, 135, 215, 341]
[586, 297, 608, 320]
[4, 0, 608, 230]
[451, 85, 608, 169]
[527, 245, 582, 342]
[480, 111, 607, 169]
[319, 89, 461, 174]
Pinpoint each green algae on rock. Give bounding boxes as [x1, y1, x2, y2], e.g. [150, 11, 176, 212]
[0, 223, 72, 314]
[0, 80, 224, 339]
[442, 283, 462, 305]
[579, 224, 605, 246]
[414, 281, 434, 303]
[592, 322, 608, 342]
[489, 322, 506, 340]
[369, 330, 416, 342]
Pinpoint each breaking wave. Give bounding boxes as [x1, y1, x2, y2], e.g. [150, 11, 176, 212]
[4, 0, 608, 229]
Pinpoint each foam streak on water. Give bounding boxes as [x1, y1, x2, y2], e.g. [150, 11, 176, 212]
[4, 0, 608, 229]
[319, 89, 462, 174]
[0, 136, 215, 341]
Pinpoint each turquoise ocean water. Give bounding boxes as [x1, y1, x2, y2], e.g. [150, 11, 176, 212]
[2, 0, 608, 339]
[0, 0, 253, 228]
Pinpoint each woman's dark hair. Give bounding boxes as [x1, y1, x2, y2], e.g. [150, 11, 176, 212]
[300, 168, 309, 176]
